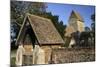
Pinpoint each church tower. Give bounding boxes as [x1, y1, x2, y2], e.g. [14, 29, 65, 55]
[65, 10, 85, 37]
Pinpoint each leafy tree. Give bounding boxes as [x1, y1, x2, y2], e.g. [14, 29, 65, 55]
[11, 21, 19, 50]
[91, 23, 95, 32]
[85, 26, 90, 32]
[91, 14, 95, 22]
[11, 1, 47, 24]
[79, 32, 91, 47]
[90, 13, 95, 47]
[79, 14, 95, 47]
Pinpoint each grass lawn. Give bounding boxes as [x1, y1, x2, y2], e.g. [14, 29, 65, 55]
[10, 50, 17, 66]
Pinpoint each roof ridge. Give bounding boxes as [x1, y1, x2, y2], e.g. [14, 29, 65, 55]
[27, 13, 51, 22]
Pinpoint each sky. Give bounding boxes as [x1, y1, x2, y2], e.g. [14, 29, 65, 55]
[46, 3, 95, 28]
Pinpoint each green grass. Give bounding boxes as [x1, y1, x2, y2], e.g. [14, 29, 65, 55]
[10, 50, 17, 67]
[10, 57, 16, 67]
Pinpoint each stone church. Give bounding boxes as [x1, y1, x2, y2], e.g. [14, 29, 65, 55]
[15, 13, 64, 66]
[64, 10, 85, 47]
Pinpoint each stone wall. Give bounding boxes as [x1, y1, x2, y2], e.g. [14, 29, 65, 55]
[41, 46, 52, 64]
[41, 45, 61, 64]
[51, 48, 95, 64]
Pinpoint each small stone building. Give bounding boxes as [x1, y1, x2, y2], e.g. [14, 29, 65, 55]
[15, 13, 64, 66]
[64, 10, 85, 47]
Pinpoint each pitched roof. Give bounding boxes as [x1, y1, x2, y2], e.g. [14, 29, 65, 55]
[16, 14, 64, 45]
[70, 10, 84, 22]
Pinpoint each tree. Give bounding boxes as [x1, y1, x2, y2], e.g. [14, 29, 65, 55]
[11, 20, 19, 50]
[91, 23, 95, 32]
[80, 26, 93, 47]
[91, 14, 95, 22]
[85, 26, 90, 32]
[79, 32, 91, 47]
[90, 13, 95, 47]
[11, 1, 47, 24]
[91, 13, 95, 32]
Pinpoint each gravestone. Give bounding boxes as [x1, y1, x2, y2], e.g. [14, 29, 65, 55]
[33, 45, 45, 64]
[16, 45, 25, 65]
